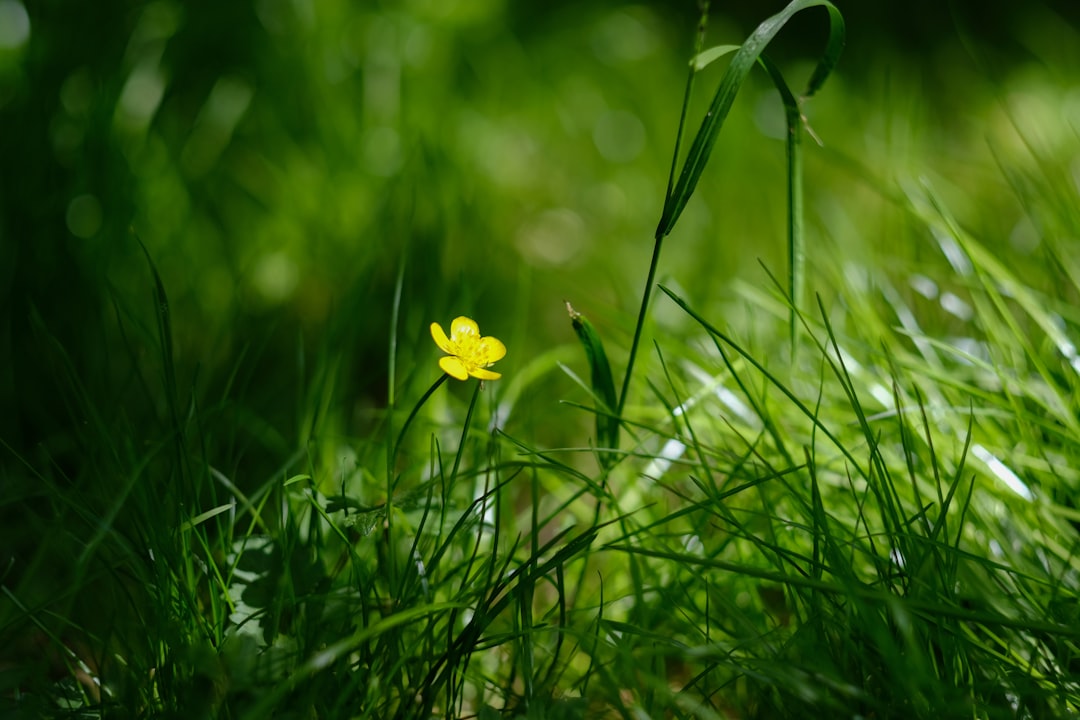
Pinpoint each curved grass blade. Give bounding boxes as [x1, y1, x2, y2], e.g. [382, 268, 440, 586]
[691, 44, 813, 354]
[656, 0, 844, 238]
[136, 234, 193, 495]
[566, 301, 619, 467]
[759, 53, 809, 356]
[622, 1, 844, 414]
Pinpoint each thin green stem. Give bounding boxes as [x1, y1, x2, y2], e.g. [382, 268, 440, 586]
[787, 103, 804, 358]
[386, 371, 448, 603]
[388, 244, 406, 413]
[662, 0, 711, 207]
[618, 1, 709, 416]
[618, 235, 664, 417]
[449, 380, 481, 483]
[393, 373, 449, 466]
[383, 258, 409, 597]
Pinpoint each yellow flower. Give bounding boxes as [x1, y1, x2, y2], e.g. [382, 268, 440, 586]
[430, 316, 506, 381]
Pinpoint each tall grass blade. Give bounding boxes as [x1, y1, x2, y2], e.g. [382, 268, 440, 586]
[566, 302, 619, 467]
[136, 235, 191, 496]
[621, 0, 844, 413]
[656, 0, 844, 238]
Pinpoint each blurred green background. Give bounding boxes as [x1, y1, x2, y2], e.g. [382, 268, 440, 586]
[2, 0, 1079, 480]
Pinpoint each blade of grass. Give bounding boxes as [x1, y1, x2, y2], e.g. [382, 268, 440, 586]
[620, 0, 844, 415]
[658, 0, 844, 237]
[566, 302, 619, 468]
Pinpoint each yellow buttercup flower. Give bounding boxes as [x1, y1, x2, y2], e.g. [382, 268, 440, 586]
[430, 316, 506, 381]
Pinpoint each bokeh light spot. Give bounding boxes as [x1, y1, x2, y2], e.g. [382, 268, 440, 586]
[1009, 216, 1040, 254]
[182, 75, 254, 175]
[254, 0, 288, 34]
[753, 90, 787, 140]
[362, 126, 402, 177]
[0, 1, 30, 50]
[51, 118, 84, 164]
[592, 8, 655, 65]
[117, 62, 166, 131]
[253, 251, 299, 304]
[60, 69, 95, 116]
[515, 208, 586, 267]
[592, 109, 645, 163]
[66, 194, 103, 239]
[130, 0, 181, 46]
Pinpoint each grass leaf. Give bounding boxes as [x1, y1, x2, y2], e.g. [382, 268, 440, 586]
[566, 301, 620, 467]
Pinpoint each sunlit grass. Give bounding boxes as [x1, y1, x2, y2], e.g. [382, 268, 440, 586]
[4, 1, 1080, 718]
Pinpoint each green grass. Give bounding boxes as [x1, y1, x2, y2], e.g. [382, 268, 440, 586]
[4, 1, 1080, 718]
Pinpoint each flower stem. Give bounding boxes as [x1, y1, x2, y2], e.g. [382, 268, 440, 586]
[393, 373, 449, 469]
[449, 380, 482, 481]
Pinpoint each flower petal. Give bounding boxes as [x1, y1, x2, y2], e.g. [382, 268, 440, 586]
[439, 356, 470, 381]
[476, 336, 506, 364]
[430, 322, 455, 355]
[450, 316, 480, 342]
[469, 366, 502, 380]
